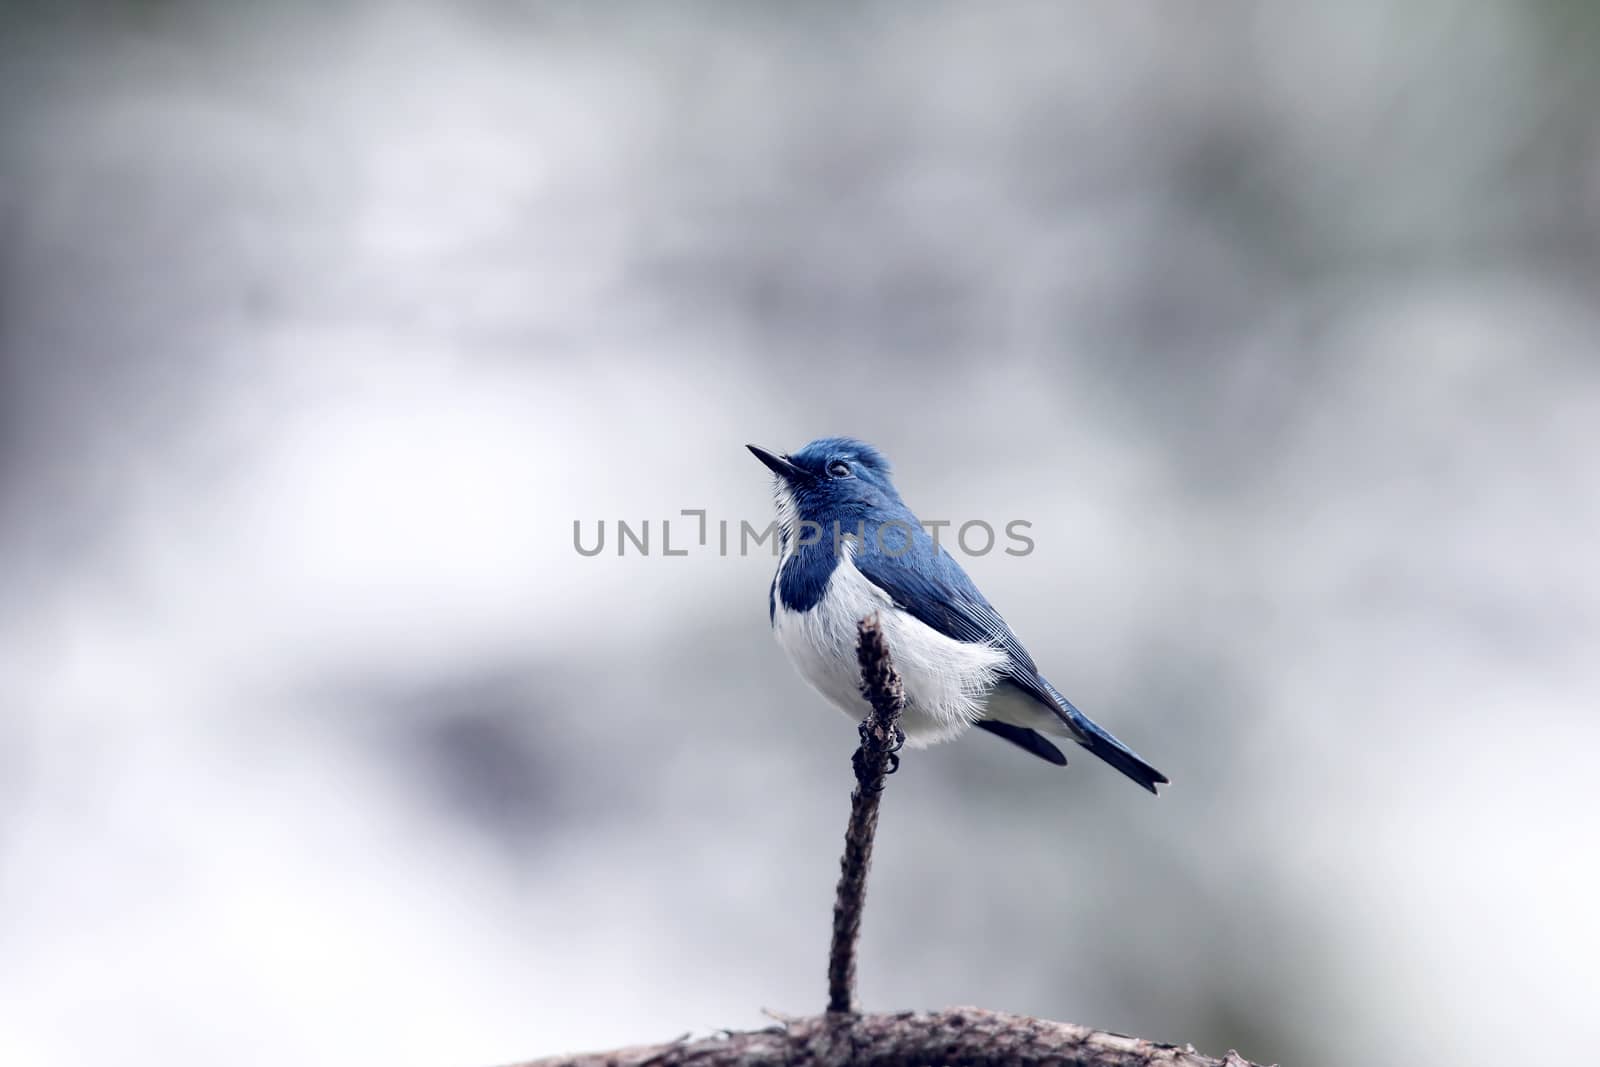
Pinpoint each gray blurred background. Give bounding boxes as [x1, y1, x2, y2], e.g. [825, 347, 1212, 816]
[2, 2, 1598, 1065]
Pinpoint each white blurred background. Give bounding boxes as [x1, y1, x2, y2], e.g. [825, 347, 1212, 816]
[2, 3, 1598, 1066]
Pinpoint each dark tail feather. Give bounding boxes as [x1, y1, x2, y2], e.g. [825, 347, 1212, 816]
[1041, 679, 1168, 794]
[975, 720, 1069, 766]
[1071, 714, 1168, 794]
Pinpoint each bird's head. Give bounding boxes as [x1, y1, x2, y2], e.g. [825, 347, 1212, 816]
[746, 437, 904, 529]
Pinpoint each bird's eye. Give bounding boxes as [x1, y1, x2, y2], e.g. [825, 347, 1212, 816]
[828, 461, 852, 478]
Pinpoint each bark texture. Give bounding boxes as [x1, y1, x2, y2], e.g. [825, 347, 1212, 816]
[828, 614, 905, 1014]
[515, 1007, 1266, 1067]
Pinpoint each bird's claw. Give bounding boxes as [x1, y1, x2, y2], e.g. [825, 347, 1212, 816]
[857, 718, 905, 775]
[858, 720, 906, 752]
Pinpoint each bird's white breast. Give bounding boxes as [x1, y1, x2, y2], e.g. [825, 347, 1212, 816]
[771, 546, 1008, 746]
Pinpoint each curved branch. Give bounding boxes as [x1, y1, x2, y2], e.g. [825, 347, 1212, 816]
[827, 613, 905, 1013]
[514, 1007, 1267, 1067]
[509, 621, 1269, 1067]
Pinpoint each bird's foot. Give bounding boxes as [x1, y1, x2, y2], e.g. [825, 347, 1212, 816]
[856, 718, 905, 775]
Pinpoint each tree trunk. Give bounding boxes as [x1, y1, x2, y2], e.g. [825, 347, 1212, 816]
[515, 1008, 1265, 1067]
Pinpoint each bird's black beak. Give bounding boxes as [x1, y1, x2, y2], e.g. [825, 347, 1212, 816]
[746, 444, 807, 481]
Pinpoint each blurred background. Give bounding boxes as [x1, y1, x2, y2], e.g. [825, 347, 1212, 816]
[3, 2, 1598, 1065]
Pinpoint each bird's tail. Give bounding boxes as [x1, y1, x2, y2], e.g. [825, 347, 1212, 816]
[1041, 678, 1169, 795]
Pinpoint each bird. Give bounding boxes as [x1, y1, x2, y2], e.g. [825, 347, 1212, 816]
[748, 436, 1168, 794]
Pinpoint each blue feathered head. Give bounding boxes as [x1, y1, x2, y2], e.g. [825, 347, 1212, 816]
[747, 436, 905, 519]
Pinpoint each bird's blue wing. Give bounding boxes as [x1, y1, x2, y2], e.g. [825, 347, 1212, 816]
[852, 520, 1168, 793]
[851, 525, 1051, 700]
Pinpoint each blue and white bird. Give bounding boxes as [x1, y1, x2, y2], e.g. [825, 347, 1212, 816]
[749, 437, 1167, 794]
